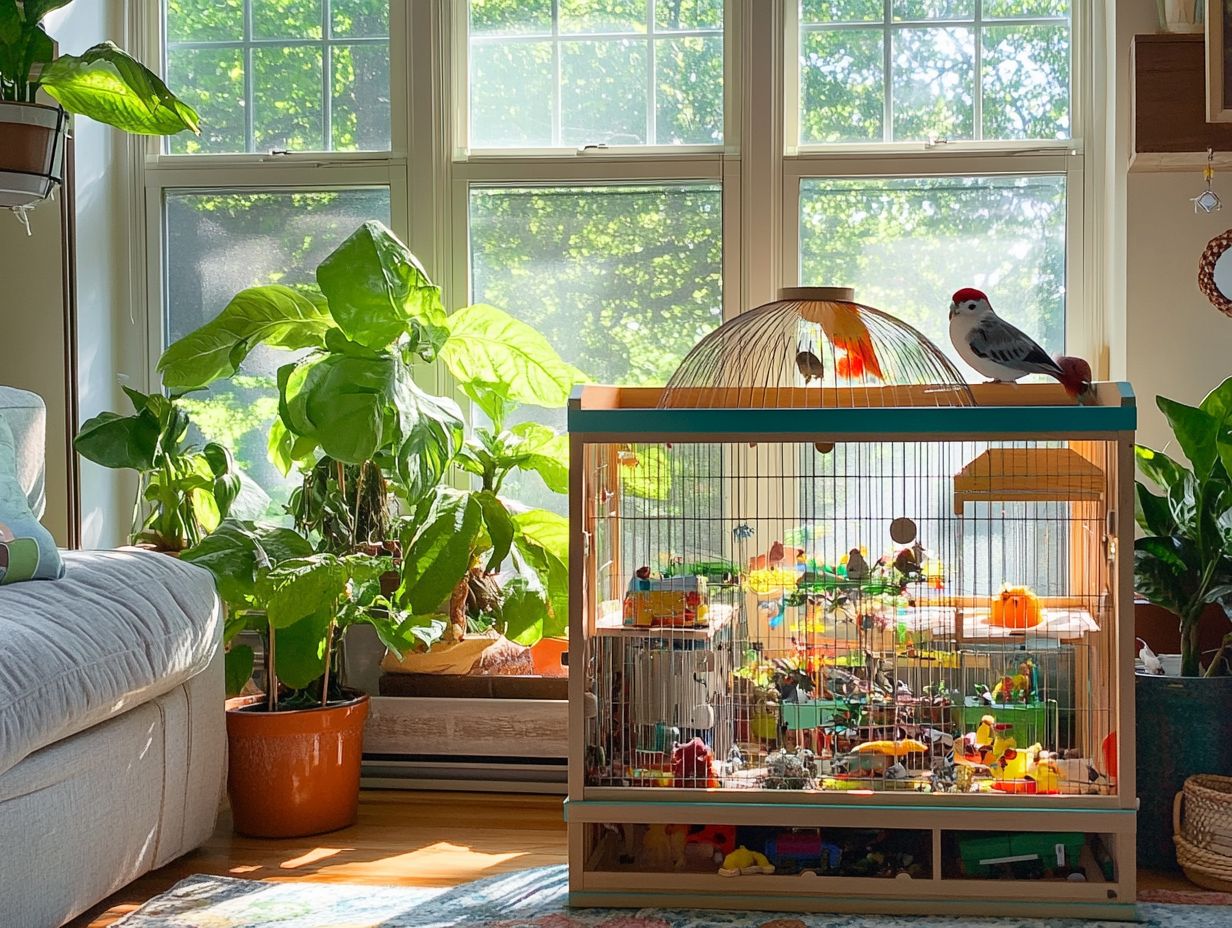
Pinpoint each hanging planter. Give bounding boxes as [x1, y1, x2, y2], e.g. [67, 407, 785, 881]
[0, 102, 67, 209]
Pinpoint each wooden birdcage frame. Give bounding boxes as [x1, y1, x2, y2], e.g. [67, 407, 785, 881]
[566, 381, 1137, 920]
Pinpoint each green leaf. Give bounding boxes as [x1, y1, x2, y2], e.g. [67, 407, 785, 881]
[0, 2, 20, 46]
[1157, 396, 1219, 480]
[399, 489, 483, 614]
[281, 352, 396, 464]
[361, 610, 446, 658]
[260, 554, 349, 629]
[272, 608, 332, 690]
[620, 445, 671, 500]
[224, 644, 254, 698]
[496, 575, 552, 646]
[227, 468, 272, 522]
[39, 42, 200, 135]
[1136, 445, 1191, 493]
[20, 23, 52, 79]
[1201, 378, 1232, 427]
[506, 422, 570, 494]
[439, 304, 585, 409]
[511, 541, 568, 640]
[181, 520, 314, 605]
[316, 221, 447, 351]
[474, 489, 513, 572]
[158, 285, 332, 390]
[1135, 482, 1176, 537]
[74, 409, 159, 470]
[512, 508, 569, 562]
[392, 368, 463, 506]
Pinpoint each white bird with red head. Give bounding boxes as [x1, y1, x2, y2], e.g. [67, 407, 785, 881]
[948, 287, 1067, 384]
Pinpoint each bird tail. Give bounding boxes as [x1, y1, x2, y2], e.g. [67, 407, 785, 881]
[819, 303, 884, 381]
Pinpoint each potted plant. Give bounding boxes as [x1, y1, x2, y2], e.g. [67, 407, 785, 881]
[0, 1, 198, 209]
[73, 388, 258, 552]
[182, 519, 440, 837]
[1133, 378, 1232, 868]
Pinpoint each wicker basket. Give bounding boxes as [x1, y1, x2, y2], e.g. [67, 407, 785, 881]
[1174, 774, 1232, 892]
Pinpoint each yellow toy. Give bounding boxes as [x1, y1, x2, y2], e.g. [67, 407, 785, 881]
[642, 824, 688, 869]
[1030, 752, 1062, 794]
[975, 714, 996, 747]
[851, 739, 928, 757]
[718, 845, 776, 877]
[989, 585, 1042, 629]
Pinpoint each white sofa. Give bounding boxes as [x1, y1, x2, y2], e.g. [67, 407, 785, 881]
[0, 387, 226, 928]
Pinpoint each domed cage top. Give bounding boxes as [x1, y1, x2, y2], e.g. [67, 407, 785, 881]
[658, 287, 975, 410]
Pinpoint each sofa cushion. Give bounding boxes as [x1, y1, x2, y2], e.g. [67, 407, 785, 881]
[0, 549, 222, 777]
[0, 417, 62, 584]
[0, 386, 46, 519]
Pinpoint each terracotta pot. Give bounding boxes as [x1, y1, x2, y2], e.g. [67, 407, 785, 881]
[225, 692, 369, 838]
[0, 101, 67, 208]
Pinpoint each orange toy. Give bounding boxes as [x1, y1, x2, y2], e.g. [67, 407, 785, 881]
[989, 586, 1042, 629]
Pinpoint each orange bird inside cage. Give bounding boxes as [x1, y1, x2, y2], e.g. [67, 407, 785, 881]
[817, 301, 884, 381]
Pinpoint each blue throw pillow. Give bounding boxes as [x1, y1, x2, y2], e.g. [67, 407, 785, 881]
[0, 416, 62, 584]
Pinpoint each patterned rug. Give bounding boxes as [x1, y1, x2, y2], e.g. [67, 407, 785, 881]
[114, 866, 1223, 928]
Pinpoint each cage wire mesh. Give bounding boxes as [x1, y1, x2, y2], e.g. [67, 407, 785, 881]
[658, 287, 975, 409]
[581, 291, 1117, 801]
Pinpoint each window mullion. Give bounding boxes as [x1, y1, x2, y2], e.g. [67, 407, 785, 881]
[647, 4, 657, 146]
[244, 0, 255, 153]
[323, 0, 333, 152]
[552, 0, 562, 147]
[882, 0, 892, 143]
[973, 0, 983, 142]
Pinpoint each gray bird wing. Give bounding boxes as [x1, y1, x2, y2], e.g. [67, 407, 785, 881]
[968, 315, 1064, 377]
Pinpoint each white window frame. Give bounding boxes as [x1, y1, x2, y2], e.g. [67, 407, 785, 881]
[131, 0, 1103, 405]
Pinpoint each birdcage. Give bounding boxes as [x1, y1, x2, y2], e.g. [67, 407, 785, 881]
[565, 288, 1137, 918]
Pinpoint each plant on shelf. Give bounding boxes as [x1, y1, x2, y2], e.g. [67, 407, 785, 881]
[1134, 379, 1232, 678]
[73, 388, 257, 551]
[160, 220, 583, 651]
[0, 0, 198, 210]
[158, 220, 465, 562]
[396, 303, 582, 647]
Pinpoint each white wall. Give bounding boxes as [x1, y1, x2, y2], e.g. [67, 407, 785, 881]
[1116, 1, 1232, 451]
[0, 2, 135, 548]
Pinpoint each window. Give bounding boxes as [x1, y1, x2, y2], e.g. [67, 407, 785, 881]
[798, 0, 1070, 144]
[798, 174, 1067, 364]
[468, 0, 724, 147]
[164, 0, 392, 153]
[164, 188, 392, 508]
[470, 182, 723, 510]
[144, 0, 1091, 493]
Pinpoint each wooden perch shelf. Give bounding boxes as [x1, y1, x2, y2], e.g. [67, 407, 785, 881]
[953, 447, 1104, 513]
[1131, 34, 1232, 172]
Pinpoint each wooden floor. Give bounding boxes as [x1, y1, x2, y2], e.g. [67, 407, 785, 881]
[69, 790, 568, 928]
[69, 789, 1214, 927]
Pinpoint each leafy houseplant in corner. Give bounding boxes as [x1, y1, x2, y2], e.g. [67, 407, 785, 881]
[1133, 378, 1232, 869]
[183, 520, 440, 837]
[73, 389, 259, 552]
[0, 0, 198, 209]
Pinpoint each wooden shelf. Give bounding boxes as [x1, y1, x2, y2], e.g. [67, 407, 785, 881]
[953, 447, 1104, 512]
[1131, 34, 1232, 172]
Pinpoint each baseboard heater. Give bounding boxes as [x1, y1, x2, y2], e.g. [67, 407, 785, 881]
[361, 691, 569, 793]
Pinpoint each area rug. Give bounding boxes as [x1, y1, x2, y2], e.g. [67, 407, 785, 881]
[114, 865, 1221, 928]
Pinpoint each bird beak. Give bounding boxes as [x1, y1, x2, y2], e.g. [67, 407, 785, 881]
[948, 302, 957, 320]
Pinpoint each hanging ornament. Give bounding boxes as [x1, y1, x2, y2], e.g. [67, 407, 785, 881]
[1192, 149, 1223, 214]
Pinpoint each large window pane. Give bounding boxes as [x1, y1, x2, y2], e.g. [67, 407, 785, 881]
[799, 2, 1069, 144]
[468, 0, 723, 148]
[798, 175, 1066, 377]
[164, 0, 391, 153]
[469, 183, 723, 510]
[164, 189, 392, 511]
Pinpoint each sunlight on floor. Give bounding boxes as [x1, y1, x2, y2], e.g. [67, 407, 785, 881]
[313, 842, 527, 883]
[279, 847, 346, 870]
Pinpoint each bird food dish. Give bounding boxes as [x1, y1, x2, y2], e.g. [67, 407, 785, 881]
[565, 289, 1137, 917]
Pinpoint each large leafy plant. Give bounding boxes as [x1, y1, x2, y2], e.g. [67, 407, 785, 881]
[183, 519, 442, 707]
[159, 221, 465, 553]
[74, 389, 259, 551]
[1134, 378, 1232, 677]
[0, 2, 198, 135]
